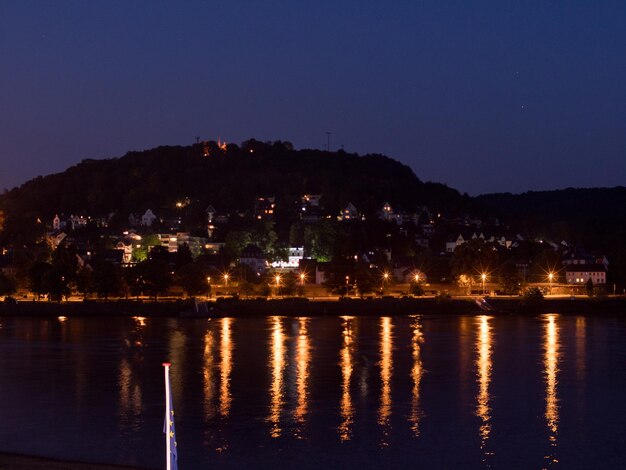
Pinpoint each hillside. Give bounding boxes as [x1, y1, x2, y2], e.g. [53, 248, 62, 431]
[2, 141, 626, 273]
[0, 140, 467, 221]
[476, 187, 626, 247]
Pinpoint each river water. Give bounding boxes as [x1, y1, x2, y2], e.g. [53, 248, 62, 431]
[0, 314, 625, 469]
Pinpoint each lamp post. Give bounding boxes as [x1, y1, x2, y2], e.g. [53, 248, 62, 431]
[207, 276, 211, 299]
[275, 274, 281, 297]
[481, 273, 487, 296]
[300, 273, 306, 286]
[382, 272, 389, 295]
[548, 272, 554, 295]
[223, 273, 229, 287]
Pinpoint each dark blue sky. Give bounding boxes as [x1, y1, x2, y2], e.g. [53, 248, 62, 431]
[1, 1, 625, 195]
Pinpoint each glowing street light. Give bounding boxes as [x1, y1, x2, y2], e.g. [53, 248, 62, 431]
[548, 272, 555, 295]
[223, 273, 229, 287]
[481, 273, 487, 295]
[382, 272, 390, 294]
[414, 273, 420, 283]
[274, 274, 281, 297]
[300, 273, 306, 286]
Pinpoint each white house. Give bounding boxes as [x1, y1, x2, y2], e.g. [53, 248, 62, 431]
[446, 234, 466, 253]
[271, 247, 304, 269]
[239, 244, 267, 274]
[565, 264, 607, 285]
[68, 215, 88, 230]
[205, 205, 216, 223]
[115, 241, 134, 264]
[141, 209, 157, 227]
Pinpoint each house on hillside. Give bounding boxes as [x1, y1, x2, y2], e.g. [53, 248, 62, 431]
[205, 204, 229, 236]
[239, 244, 267, 274]
[255, 196, 276, 220]
[141, 209, 158, 227]
[115, 241, 134, 264]
[445, 231, 516, 253]
[51, 214, 87, 231]
[271, 247, 304, 269]
[68, 215, 88, 230]
[562, 249, 596, 266]
[300, 194, 323, 222]
[338, 203, 359, 221]
[301, 194, 321, 209]
[378, 202, 403, 225]
[206, 205, 216, 223]
[46, 231, 67, 249]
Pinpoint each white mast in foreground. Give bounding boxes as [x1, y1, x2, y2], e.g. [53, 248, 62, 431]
[163, 362, 178, 470]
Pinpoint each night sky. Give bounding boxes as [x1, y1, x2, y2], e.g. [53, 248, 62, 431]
[1, 1, 625, 195]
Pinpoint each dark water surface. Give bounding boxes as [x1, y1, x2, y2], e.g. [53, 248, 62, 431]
[1, 314, 625, 469]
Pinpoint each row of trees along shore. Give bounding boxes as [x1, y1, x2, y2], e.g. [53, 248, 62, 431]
[0, 237, 608, 302]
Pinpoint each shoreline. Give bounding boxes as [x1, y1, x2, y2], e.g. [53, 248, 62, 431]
[0, 452, 149, 470]
[2, 296, 626, 318]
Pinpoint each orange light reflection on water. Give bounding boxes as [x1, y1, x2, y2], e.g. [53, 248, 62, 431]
[475, 315, 493, 460]
[544, 314, 560, 466]
[202, 329, 215, 421]
[268, 316, 286, 438]
[378, 317, 393, 446]
[219, 317, 233, 417]
[576, 316, 586, 383]
[409, 315, 424, 437]
[293, 318, 310, 436]
[338, 316, 355, 441]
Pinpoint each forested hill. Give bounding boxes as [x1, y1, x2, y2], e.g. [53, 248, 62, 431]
[476, 187, 626, 250]
[0, 140, 468, 219]
[3, 139, 624, 259]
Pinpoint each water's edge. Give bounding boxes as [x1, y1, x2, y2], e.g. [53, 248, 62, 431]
[2, 297, 626, 317]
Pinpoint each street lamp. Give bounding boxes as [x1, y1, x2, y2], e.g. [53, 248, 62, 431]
[481, 273, 487, 295]
[548, 272, 554, 295]
[275, 274, 281, 297]
[300, 273, 306, 286]
[223, 273, 229, 287]
[414, 273, 420, 283]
